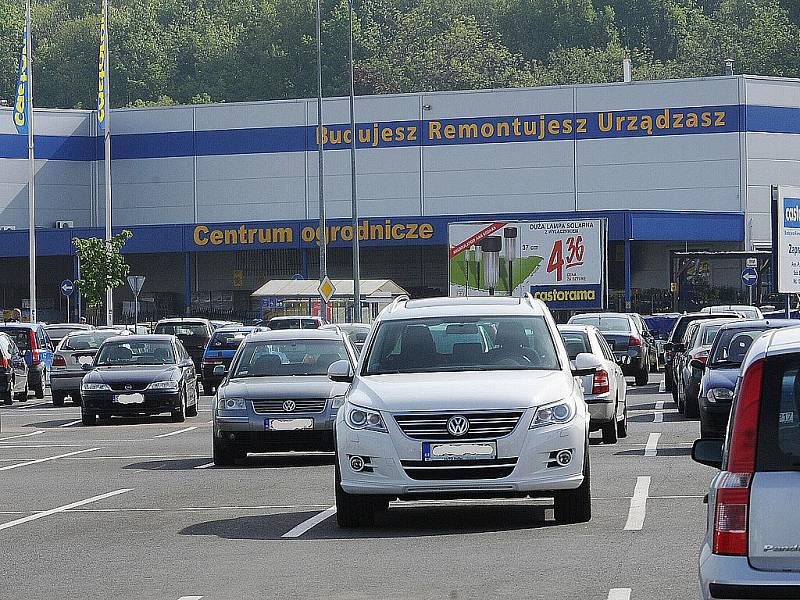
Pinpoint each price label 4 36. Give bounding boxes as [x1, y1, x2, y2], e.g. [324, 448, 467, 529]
[547, 236, 585, 281]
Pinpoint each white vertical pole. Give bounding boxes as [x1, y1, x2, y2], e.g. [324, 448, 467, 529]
[316, 0, 327, 318]
[102, 0, 113, 326]
[25, 0, 37, 324]
[348, 0, 360, 323]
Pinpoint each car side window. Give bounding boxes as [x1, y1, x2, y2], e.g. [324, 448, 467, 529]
[597, 335, 614, 361]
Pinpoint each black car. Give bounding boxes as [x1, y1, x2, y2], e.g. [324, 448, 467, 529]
[80, 335, 199, 425]
[153, 318, 214, 381]
[694, 319, 800, 438]
[0, 332, 29, 404]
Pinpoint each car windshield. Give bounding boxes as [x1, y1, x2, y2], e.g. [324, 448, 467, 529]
[154, 323, 208, 337]
[560, 331, 591, 360]
[210, 331, 250, 350]
[96, 340, 175, 365]
[62, 331, 120, 350]
[709, 328, 767, 365]
[364, 316, 560, 375]
[232, 339, 348, 377]
[570, 316, 630, 332]
[0, 327, 31, 351]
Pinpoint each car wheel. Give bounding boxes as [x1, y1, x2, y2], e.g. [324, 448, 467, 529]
[212, 437, 239, 466]
[1, 381, 11, 405]
[671, 378, 679, 405]
[664, 370, 672, 391]
[33, 376, 44, 399]
[616, 404, 628, 438]
[171, 390, 187, 423]
[335, 459, 377, 528]
[635, 363, 649, 386]
[14, 382, 28, 402]
[553, 451, 592, 524]
[186, 397, 198, 418]
[52, 391, 65, 407]
[72, 392, 82, 406]
[81, 409, 96, 426]
[601, 418, 618, 444]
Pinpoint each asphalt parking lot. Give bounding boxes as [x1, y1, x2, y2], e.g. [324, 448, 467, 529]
[0, 374, 709, 600]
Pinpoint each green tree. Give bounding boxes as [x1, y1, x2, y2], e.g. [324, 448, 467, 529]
[72, 230, 133, 322]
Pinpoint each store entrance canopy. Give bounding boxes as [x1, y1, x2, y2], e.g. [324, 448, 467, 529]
[251, 279, 407, 300]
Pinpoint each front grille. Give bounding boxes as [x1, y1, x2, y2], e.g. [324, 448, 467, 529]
[251, 399, 327, 414]
[394, 411, 524, 440]
[109, 383, 146, 392]
[401, 458, 518, 480]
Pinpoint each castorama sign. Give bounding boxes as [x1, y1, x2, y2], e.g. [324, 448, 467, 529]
[772, 186, 800, 294]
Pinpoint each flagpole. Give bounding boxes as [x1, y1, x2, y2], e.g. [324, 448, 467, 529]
[316, 0, 327, 319]
[25, 0, 36, 324]
[348, 0, 360, 323]
[101, 0, 113, 326]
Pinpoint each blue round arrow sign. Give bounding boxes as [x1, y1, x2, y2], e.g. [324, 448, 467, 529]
[741, 267, 758, 287]
[60, 279, 75, 296]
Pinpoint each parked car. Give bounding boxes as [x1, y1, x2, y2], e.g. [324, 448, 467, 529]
[322, 323, 371, 353]
[628, 313, 660, 372]
[700, 304, 763, 320]
[694, 319, 799, 439]
[50, 329, 132, 406]
[332, 295, 598, 527]
[212, 328, 357, 465]
[567, 312, 654, 385]
[153, 318, 214, 380]
[0, 332, 29, 404]
[200, 325, 263, 395]
[643, 313, 681, 369]
[0, 322, 54, 399]
[80, 335, 199, 425]
[265, 316, 325, 330]
[675, 318, 739, 417]
[692, 325, 800, 599]
[559, 324, 628, 444]
[44, 322, 94, 346]
[663, 312, 741, 395]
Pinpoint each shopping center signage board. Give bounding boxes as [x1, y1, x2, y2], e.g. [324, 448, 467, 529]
[772, 185, 800, 294]
[448, 219, 608, 310]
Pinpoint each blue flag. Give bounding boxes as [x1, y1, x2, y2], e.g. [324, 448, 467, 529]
[13, 28, 30, 135]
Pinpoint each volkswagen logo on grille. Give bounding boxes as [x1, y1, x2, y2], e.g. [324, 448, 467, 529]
[282, 400, 296, 412]
[447, 415, 470, 437]
[124, 385, 132, 391]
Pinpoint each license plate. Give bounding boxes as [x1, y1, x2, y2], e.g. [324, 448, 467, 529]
[423, 441, 497, 461]
[265, 418, 313, 431]
[77, 356, 94, 366]
[114, 393, 144, 404]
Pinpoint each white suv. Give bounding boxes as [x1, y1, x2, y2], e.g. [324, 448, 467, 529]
[328, 295, 601, 527]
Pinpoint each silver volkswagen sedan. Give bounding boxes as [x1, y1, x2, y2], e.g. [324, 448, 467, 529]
[212, 328, 357, 465]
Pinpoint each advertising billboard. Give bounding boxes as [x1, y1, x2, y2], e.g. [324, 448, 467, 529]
[448, 219, 608, 310]
[772, 185, 800, 294]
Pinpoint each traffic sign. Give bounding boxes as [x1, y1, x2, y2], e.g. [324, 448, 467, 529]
[742, 267, 758, 287]
[127, 275, 145, 295]
[746, 257, 758, 268]
[60, 279, 74, 297]
[318, 276, 336, 303]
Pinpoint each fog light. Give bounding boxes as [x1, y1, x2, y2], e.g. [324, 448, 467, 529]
[349, 455, 365, 472]
[555, 450, 572, 466]
[227, 432, 236, 441]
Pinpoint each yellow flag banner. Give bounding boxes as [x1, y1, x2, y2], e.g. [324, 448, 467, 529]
[97, 0, 108, 129]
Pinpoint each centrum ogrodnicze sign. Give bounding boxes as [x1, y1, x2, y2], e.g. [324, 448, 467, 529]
[448, 219, 608, 310]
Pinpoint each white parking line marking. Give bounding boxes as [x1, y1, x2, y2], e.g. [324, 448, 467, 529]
[653, 400, 664, 423]
[17, 401, 50, 409]
[154, 427, 197, 438]
[0, 444, 83, 449]
[0, 489, 131, 532]
[0, 431, 44, 441]
[58, 420, 82, 428]
[644, 432, 661, 457]
[282, 506, 337, 538]
[608, 589, 632, 600]
[177, 596, 203, 599]
[0, 448, 99, 471]
[193, 462, 215, 469]
[624, 476, 651, 531]
[64, 454, 208, 460]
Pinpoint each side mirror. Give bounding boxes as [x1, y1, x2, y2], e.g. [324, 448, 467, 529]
[571, 352, 603, 377]
[328, 359, 354, 383]
[690, 359, 706, 371]
[213, 365, 227, 376]
[692, 438, 723, 469]
[81, 362, 92, 372]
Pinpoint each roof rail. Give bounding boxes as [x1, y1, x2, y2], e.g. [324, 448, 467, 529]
[386, 294, 410, 313]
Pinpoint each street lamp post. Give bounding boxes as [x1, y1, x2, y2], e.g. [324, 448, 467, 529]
[315, 0, 328, 318]
[25, 0, 37, 323]
[348, 0, 361, 323]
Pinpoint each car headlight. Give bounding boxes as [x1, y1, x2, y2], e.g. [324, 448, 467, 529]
[218, 397, 247, 411]
[146, 380, 180, 391]
[331, 395, 346, 410]
[81, 382, 110, 391]
[708, 388, 734, 403]
[530, 399, 575, 429]
[345, 403, 386, 432]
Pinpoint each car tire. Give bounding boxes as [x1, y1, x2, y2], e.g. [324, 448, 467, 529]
[601, 418, 618, 444]
[553, 451, 592, 524]
[14, 383, 27, 402]
[72, 392, 82, 406]
[33, 376, 44, 399]
[52, 391, 65, 407]
[81, 409, 95, 426]
[635, 364, 649, 386]
[186, 396, 198, 418]
[1, 382, 11, 405]
[616, 405, 628, 438]
[171, 390, 186, 423]
[335, 459, 377, 528]
[664, 370, 672, 391]
[671, 378, 679, 405]
[212, 437, 239, 466]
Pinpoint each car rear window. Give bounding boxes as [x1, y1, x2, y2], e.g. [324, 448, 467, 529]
[154, 323, 209, 337]
[757, 357, 800, 471]
[570, 316, 630, 332]
[62, 331, 119, 350]
[268, 319, 299, 330]
[0, 327, 31, 350]
[560, 332, 590, 360]
[209, 331, 249, 350]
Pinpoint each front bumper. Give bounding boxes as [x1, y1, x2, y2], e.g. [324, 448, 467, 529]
[336, 407, 588, 498]
[699, 544, 800, 599]
[214, 402, 336, 451]
[50, 371, 85, 392]
[82, 390, 181, 415]
[699, 399, 732, 436]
